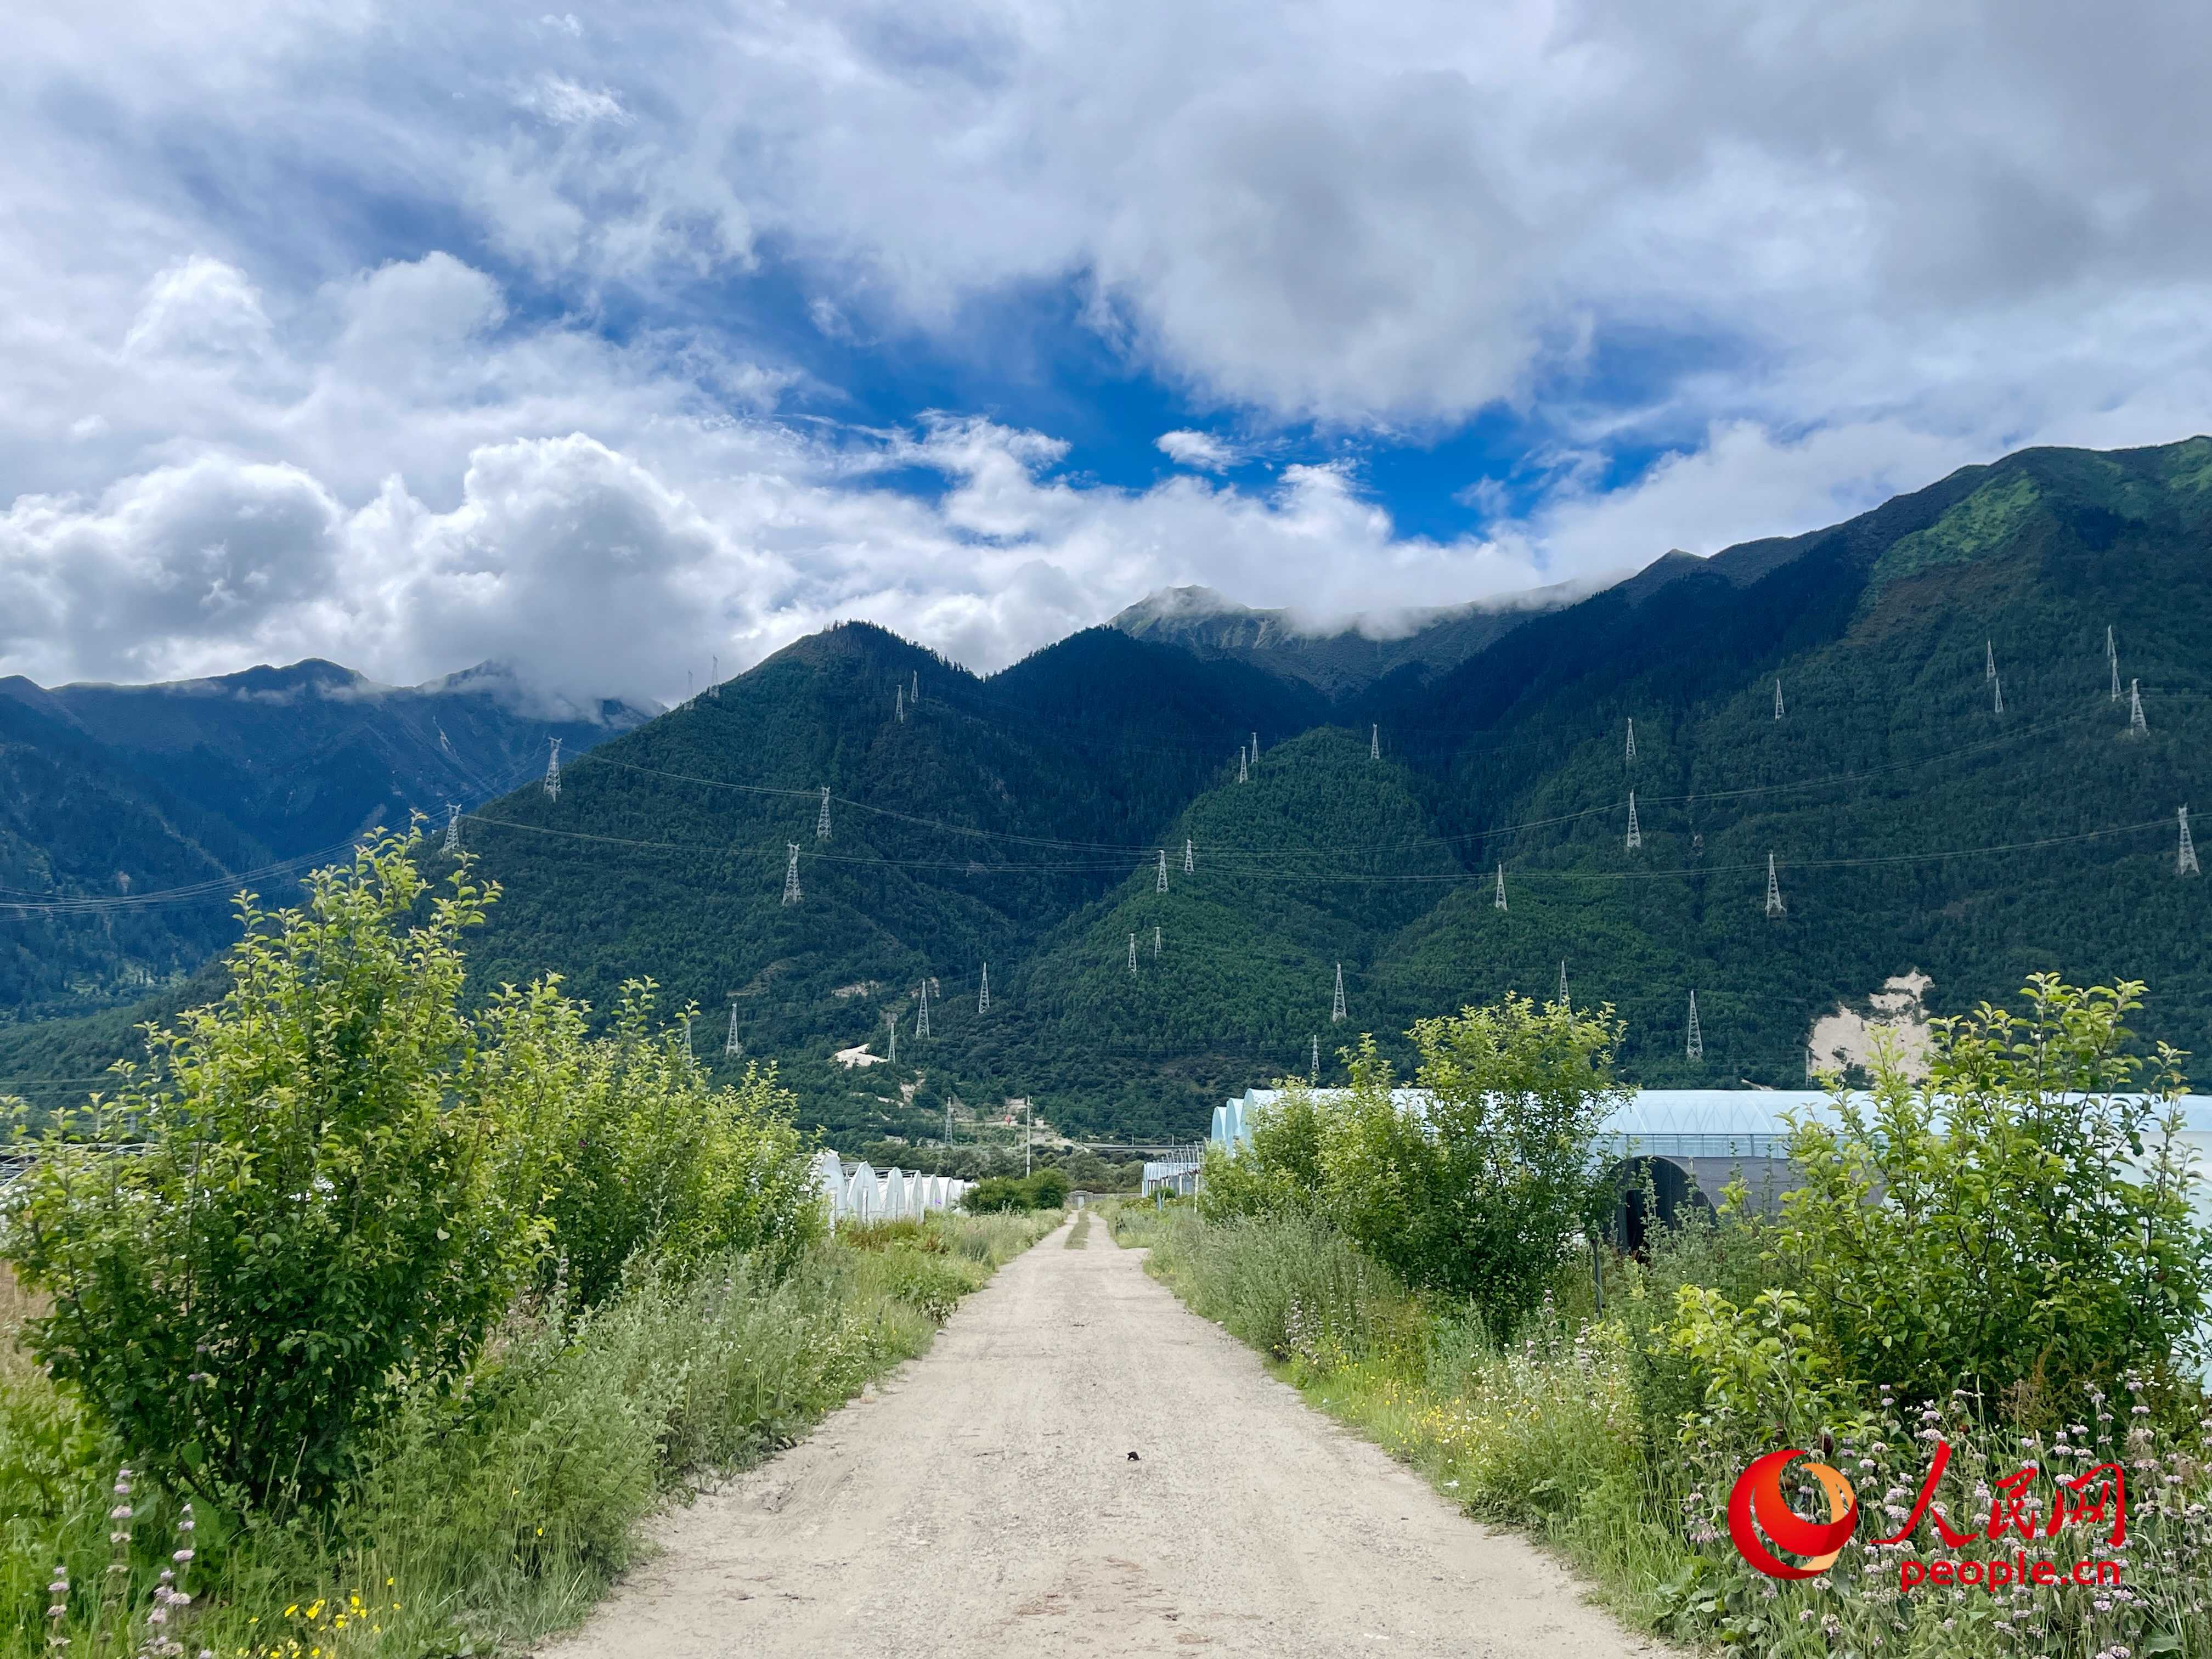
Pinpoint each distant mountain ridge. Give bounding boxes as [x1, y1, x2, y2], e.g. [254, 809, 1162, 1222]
[1107, 582, 1583, 695]
[9, 434, 2212, 1148]
[0, 659, 650, 1022]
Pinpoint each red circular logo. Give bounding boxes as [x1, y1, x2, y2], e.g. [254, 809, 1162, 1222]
[1727, 1448, 1858, 1579]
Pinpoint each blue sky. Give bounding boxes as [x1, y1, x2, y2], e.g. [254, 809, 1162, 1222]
[3, 2, 2210, 709]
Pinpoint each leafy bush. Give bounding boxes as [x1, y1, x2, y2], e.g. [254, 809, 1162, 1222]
[1201, 996, 1625, 1336]
[503, 979, 823, 1307]
[1775, 974, 2212, 1409]
[3, 833, 550, 1515]
[961, 1167, 1069, 1212]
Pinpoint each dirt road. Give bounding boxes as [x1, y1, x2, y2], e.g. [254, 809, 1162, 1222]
[551, 1218, 1656, 1657]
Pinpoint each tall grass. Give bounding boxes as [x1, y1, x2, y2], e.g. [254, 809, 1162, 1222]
[0, 1210, 1055, 1658]
[1133, 1211, 2212, 1657]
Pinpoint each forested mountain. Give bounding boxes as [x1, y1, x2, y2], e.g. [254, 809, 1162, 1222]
[9, 436, 2212, 1144]
[0, 660, 647, 1024]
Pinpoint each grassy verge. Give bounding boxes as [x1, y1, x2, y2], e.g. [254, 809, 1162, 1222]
[1, 1210, 1057, 1658]
[1064, 1212, 1092, 1249]
[1113, 1206, 2212, 1658]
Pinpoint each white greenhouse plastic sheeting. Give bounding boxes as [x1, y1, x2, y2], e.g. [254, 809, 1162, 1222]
[810, 1148, 968, 1226]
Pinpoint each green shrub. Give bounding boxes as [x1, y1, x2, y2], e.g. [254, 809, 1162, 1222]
[1776, 974, 2212, 1409]
[961, 1167, 1070, 1213]
[3, 832, 549, 1516]
[508, 979, 824, 1307]
[1201, 996, 1625, 1338]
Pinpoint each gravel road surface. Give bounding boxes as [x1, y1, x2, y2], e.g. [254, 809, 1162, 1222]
[550, 1217, 1657, 1657]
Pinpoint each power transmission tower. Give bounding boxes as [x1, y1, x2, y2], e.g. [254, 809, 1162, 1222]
[1494, 864, 1508, 911]
[2111, 653, 2123, 702]
[2108, 625, 2120, 701]
[726, 1001, 742, 1056]
[2130, 679, 2147, 732]
[816, 786, 832, 839]
[1686, 991, 1703, 1061]
[1993, 675, 2005, 715]
[1127, 933, 1138, 975]
[443, 802, 461, 856]
[1251, 730, 1260, 758]
[895, 684, 905, 722]
[544, 737, 562, 800]
[1370, 724, 1380, 760]
[1184, 838, 1194, 874]
[1559, 960, 1570, 1006]
[1765, 853, 1785, 918]
[1238, 747, 1249, 783]
[1311, 1035, 1319, 1083]
[1625, 719, 1637, 763]
[1156, 849, 1169, 892]
[978, 963, 991, 1014]
[1154, 924, 1162, 959]
[885, 1009, 898, 1067]
[1331, 962, 1346, 1023]
[1986, 640, 1996, 681]
[916, 979, 930, 1039]
[782, 843, 802, 905]
[1774, 678, 1786, 720]
[2181, 806, 2201, 877]
[1626, 791, 1641, 851]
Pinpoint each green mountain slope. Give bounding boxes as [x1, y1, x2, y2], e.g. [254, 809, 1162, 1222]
[11, 437, 2212, 1143]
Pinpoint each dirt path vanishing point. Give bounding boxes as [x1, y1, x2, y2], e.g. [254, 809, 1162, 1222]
[549, 1218, 1660, 1658]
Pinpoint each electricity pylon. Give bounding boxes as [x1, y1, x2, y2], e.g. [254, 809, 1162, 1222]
[1154, 924, 1162, 959]
[1993, 675, 2005, 715]
[1559, 960, 1569, 1006]
[1370, 724, 1380, 760]
[978, 963, 991, 1014]
[1310, 1035, 1320, 1083]
[1774, 678, 1786, 720]
[1156, 848, 1169, 892]
[544, 737, 562, 800]
[1494, 863, 1508, 911]
[1331, 962, 1346, 1023]
[915, 979, 930, 1039]
[1127, 933, 1138, 975]
[2130, 679, 2147, 732]
[1184, 838, 1194, 873]
[1625, 719, 1637, 763]
[895, 684, 904, 723]
[1765, 853, 1785, 918]
[1626, 791, 1641, 851]
[443, 802, 461, 856]
[816, 786, 832, 839]
[1238, 748, 1249, 783]
[782, 843, 802, 905]
[726, 1001, 742, 1056]
[2181, 806, 2200, 877]
[1686, 991, 1703, 1061]
[885, 1009, 898, 1066]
